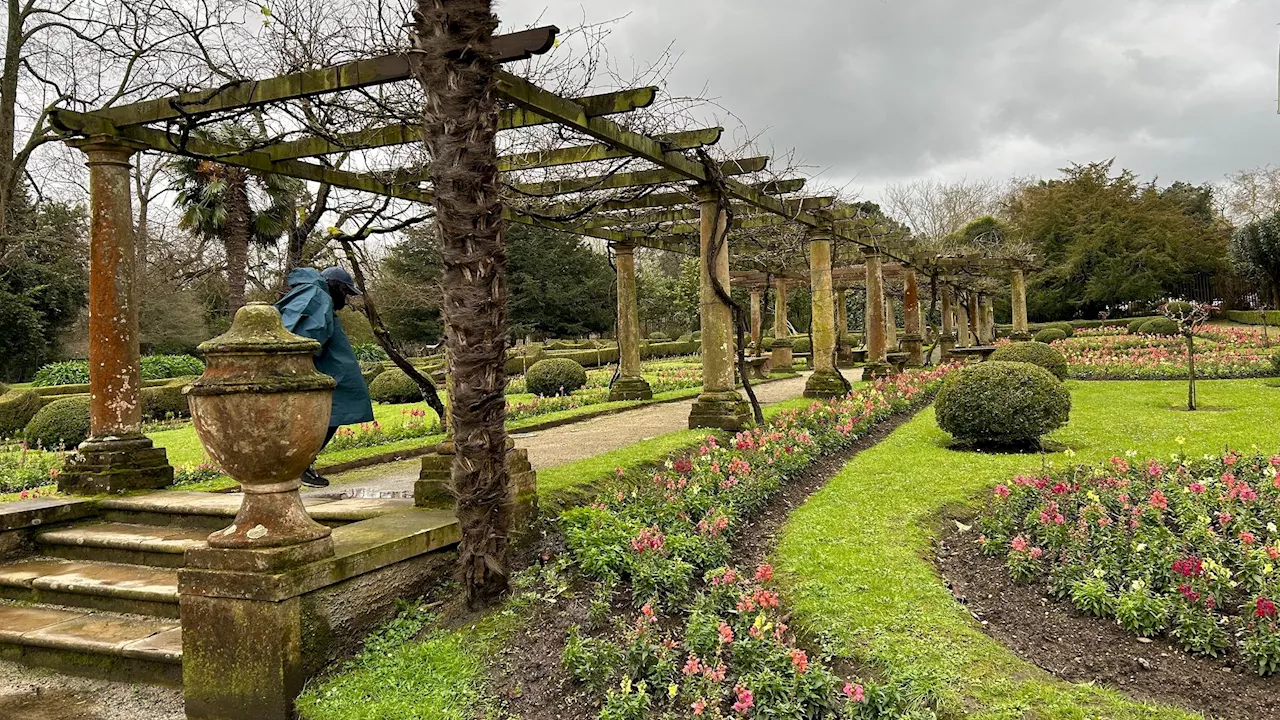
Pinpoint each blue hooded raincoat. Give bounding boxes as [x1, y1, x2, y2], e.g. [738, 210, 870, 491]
[276, 268, 375, 427]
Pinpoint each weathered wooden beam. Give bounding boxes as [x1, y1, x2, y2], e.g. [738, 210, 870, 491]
[611, 211, 797, 237]
[89, 27, 558, 128]
[583, 196, 836, 228]
[49, 109, 431, 203]
[265, 87, 660, 161]
[499, 128, 722, 172]
[509, 156, 769, 197]
[533, 179, 806, 215]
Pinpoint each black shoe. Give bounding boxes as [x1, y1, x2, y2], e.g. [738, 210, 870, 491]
[301, 468, 330, 488]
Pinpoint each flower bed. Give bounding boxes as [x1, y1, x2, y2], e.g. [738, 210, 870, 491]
[0, 446, 62, 493]
[977, 449, 1280, 676]
[557, 367, 952, 718]
[1038, 327, 1276, 380]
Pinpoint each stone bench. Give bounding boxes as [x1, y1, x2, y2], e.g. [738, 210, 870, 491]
[947, 345, 999, 361]
[743, 355, 771, 380]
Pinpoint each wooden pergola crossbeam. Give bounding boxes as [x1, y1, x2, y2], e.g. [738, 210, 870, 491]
[582, 196, 835, 228]
[520, 179, 806, 219]
[262, 87, 660, 161]
[508, 156, 768, 197]
[499, 127, 722, 171]
[89, 27, 559, 128]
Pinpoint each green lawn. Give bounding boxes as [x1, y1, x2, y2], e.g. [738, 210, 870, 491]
[775, 378, 1280, 719]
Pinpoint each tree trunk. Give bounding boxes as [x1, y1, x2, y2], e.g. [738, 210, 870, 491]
[412, 0, 510, 606]
[0, 0, 24, 240]
[223, 172, 252, 315]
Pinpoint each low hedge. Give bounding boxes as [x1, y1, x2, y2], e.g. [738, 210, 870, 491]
[1034, 328, 1067, 344]
[0, 389, 43, 439]
[988, 341, 1068, 380]
[1226, 310, 1280, 326]
[525, 358, 588, 397]
[24, 395, 92, 450]
[1138, 317, 1179, 336]
[997, 316, 1161, 334]
[369, 369, 424, 404]
[934, 361, 1071, 449]
[141, 376, 196, 420]
[1044, 321, 1074, 338]
[1127, 318, 1147, 334]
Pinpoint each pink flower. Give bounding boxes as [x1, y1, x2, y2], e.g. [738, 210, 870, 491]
[718, 622, 734, 644]
[1010, 535, 1028, 552]
[682, 655, 702, 676]
[1240, 531, 1257, 545]
[703, 664, 726, 682]
[732, 686, 754, 715]
[842, 682, 865, 702]
[1149, 489, 1167, 510]
[754, 564, 773, 582]
[691, 699, 707, 716]
[1188, 482, 1205, 494]
[790, 648, 808, 673]
[1029, 547, 1043, 559]
[994, 484, 1010, 498]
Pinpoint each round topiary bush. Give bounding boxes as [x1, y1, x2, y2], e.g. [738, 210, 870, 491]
[1163, 301, 1195, 316]
[1045, 321, 1074, 338]
[0, 389, 43, 439]
[1127, 318, 1147, 334]
[1138, 317, 1179, 336]
[368, 368, 423, 404]
[1033, 328, 1067, 344]
[760, 337, 774, 351]
[24, 395, 92, 450]
[989, 341, 1068, 380]
[648, 331, 669, 341]
[935, 361, 1071, 449]
[791, 336, 812, 354]
[524, 357, 588, 397]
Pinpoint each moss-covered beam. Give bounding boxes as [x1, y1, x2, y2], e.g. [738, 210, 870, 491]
[50, 109, 432, 203]
[499, 128, 721, 171]
[264, 87, 659, 162]
[609, 211, 797, 237]
[89, 27, 558, 128]
[583, 196, 836, 228]
[508, 156, 768, 197]
[530, 178, 806, 216]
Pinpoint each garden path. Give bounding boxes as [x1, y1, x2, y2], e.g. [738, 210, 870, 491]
[310, 371, 833, 498]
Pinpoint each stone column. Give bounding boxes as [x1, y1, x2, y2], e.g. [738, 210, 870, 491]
[804, 233, 845, 398]
[58, 138, 172, 494]
[1010, 267, 1031, 340]
[836, 289, 848, 342]
[862, 248, 891, 378]
[884, 293, 898, 351]
[609, 244, 653, 400]
[979, 293, 995, 343]
[902, 269, 924, 367]
[689, 187, 750, 430]
[769, 278, 794, 373]
[940, 286, 957, 357]
[749, 289, 763, 355]
[967, 291, 981, 346]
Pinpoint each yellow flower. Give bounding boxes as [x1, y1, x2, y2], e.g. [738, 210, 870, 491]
[1175, 436, 1186, 445]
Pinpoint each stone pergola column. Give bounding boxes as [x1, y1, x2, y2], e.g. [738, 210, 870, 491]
[804, 232, 845, 398]
[689, 187, 750, 430]
[835, 289, 848, 341]
[59, 137, 173, 494]
[609, 243, 653, 400]
[940, 285, 957, 357]
[967, 290, 981, 346]
[749, 288, 763, 355]
[1010, 267, 1031, 341]
[770, 278, 794, 373]
[979, 293, 995, 343]
[862, 247, 891, 378]
[884, 293, 898, 351]
[902, 269, 923, 367]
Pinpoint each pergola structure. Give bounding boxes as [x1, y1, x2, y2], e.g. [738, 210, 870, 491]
[45, 22, 1031, 483]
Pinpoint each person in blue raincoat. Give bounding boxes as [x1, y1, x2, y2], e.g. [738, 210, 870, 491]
[276, 266, 375, 488]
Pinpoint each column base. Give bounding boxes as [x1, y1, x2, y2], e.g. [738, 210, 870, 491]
[608, 376, 653, 401]
[770, 341, 795, 374]
[940, 335, 957, 358]
[688, 391, 752, 431]
[862, 362, 895, 380]
[803, 369, 848, 399]
[416, 445, 538, 541]
[58, 435, 174, 495]
[1010, 332, 1033, 341]
[902, 334, 924, 368]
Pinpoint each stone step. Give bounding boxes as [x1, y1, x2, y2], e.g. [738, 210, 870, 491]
[0, 557, 179, 618]
[0, 601, 182, 684]
[37, 521, 210, 568]
[99, 490, 413, 530]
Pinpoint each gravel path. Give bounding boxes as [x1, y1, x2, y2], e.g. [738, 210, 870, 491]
[0, 665, 183, 720]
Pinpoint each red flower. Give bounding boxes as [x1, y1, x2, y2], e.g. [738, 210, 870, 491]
[754, 564, 773, 582]
[1256, 597, 1277, 619]
[1149, 489, 1168, 510]
[790, 648, 808, 673]
[1240, 531, 1257, 545]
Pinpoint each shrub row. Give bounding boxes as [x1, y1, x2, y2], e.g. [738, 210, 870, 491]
[31, 355, 204, 387]
[18, 376, 196, 449]
[1226, 310, 1280, 326]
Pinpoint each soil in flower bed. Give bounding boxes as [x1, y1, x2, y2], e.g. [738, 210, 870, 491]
[936, 520, 1280, 720]
[481, 403, 932, 720]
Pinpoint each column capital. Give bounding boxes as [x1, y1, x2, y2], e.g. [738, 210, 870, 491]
[694, 183, 721, 202]
[860, 245, 882, 258]
[609, 242, 635, 256]
[806, 228, 833, 242]
[67, 135, 148, 163]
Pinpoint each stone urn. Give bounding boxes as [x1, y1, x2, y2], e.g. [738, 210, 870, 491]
[185, 302, 337, 570]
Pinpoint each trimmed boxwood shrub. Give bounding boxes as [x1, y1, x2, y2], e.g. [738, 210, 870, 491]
[934, 361, 1071, 449]
[0, 389, 43, 439]
[141, 377, 195, 421]
[1138, 317, 1179, 336]
[369, 368, 423, 404]
[1127, 318, 1147, 334]
[525, 358, 588, 397]
[791, 336, 812, 354]
[1045, 321, 1074, 338]
[989, 341, 1068, 380]
[647, 332, 668, 341]
[1033, 328, 1067, 344]
[24, 395, 92, 450]
[760, 337, 774, 351]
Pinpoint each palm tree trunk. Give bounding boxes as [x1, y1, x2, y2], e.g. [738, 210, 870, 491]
[223, 173, 251, 315]
[412, 0, 510, 605]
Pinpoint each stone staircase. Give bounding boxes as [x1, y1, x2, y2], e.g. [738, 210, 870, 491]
[0, 491, 414, 686]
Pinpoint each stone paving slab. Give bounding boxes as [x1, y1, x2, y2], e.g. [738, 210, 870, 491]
[37, 523, 209, 555]
[29, 562, 178, 604]
[20, 613, 178, 656]
[120, 626, 182, 663]
[0, 557, 85, 589]
[101, 491, 336, 517]
[0, 498, 95, 532]
[0, 605, 87, 642]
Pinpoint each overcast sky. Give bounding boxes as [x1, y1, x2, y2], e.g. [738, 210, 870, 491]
[501, 0, 1279, 205]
